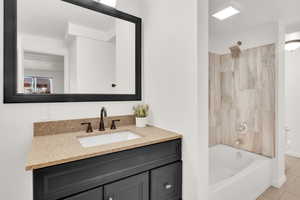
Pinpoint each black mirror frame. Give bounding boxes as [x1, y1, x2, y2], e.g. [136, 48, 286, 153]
[4, 0, 142, 103]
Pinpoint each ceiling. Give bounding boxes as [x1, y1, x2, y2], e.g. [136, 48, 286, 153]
[24, 51, 64, 72]
[210, 0, 300, 36]
[19, 0, 300, 39]
[18, 0, 116, 39]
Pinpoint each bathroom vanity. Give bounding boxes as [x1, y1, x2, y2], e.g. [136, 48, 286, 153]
[9, 0, 182, 198]
[32, 140, 181, 200]
[26, 118, 182, 200]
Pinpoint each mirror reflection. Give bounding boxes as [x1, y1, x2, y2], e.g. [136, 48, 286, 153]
[17, 0, 136, 95]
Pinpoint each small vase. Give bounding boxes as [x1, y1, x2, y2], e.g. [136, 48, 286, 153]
[135, 117, 147, 128]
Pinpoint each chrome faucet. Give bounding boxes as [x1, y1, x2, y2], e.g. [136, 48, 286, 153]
[99, 107, 107, 131]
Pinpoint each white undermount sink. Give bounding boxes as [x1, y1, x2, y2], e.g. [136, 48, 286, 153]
[78, 131, 142, 148]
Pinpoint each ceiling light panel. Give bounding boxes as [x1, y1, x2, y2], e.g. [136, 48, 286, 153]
[212, 6, 240, 20]
[285, 41, 300, 51]
[101, 0, 117, 7]
[93, 0, 117, 8]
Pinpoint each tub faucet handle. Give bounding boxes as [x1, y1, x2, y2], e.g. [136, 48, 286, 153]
[238, 122, 248, 133]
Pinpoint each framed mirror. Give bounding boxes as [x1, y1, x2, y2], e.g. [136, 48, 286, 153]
[4, 0, 142, 103]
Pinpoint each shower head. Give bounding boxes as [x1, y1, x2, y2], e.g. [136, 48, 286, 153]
[229, 41, 242, 58]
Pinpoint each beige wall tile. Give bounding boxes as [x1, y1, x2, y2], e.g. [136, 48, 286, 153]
[209, 44, 276, 157]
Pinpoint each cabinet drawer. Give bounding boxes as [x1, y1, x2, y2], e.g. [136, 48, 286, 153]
[150, 162, 182, 200]
[63, 187, 103, 200]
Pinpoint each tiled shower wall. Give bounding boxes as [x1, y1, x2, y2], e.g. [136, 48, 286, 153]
[209, 44, 276, 157]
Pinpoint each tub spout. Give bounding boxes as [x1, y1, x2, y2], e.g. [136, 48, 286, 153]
[235, 139, 242, 146]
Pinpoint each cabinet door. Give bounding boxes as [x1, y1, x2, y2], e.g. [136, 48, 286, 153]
[104, 172, 149, 200]
[64, 187, 103, 200]
[151, 162, 182, 200]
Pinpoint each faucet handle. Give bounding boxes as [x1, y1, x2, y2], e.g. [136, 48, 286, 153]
[81, 122, 93, 133]
[110, 119, 121, 130]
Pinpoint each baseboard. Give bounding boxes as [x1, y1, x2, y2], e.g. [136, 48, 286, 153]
[272, 175, 287, 188]
[286, 151, 300, 158]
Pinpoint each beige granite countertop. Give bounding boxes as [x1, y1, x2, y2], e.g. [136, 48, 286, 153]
[26, 126, 182, 171]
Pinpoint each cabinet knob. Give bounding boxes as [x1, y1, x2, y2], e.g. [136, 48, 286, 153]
[165, 184, 172, 189]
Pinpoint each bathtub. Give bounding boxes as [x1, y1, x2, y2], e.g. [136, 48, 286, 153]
[209, 145, 273, 200]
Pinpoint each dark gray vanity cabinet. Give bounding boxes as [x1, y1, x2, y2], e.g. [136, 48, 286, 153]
[64, 188, 103, 200]
[33, 139, 182, 200]
[104, 172, 149, 200]
[151, 162, 182, 200]
[63, 173, 149, 200]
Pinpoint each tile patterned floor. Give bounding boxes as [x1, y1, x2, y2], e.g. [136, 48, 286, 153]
[257, 156, 300, 200]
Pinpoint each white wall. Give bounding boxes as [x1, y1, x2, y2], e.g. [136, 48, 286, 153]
[273, 21, 287, 188]
[0, 1, 142, 199]
[1, 0, 210, 199]
[210, 23, 278, 54]
[285, 45, 300, 157]
[142, 0, 209, 199]
[197, 0, 209, 198]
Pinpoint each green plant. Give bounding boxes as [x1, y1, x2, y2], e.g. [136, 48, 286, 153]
[133, 104, 149, 118]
